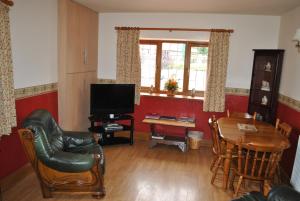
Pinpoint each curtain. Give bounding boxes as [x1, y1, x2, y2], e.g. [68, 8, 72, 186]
[203, 31, 230, 112]
[116, 29, 141, 105]
[0, 3, 16, 137]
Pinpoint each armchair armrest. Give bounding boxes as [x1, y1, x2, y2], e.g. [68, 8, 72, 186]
[46, 151, 95, 172]
[63, 131, 96, 148]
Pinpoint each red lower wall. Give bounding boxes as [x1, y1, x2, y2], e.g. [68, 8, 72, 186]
[134, 95, 249, 139]
[0, 92, 58, 179]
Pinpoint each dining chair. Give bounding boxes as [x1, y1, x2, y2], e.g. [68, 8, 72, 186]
[227, 109, 257, 120]
[209, 116, 220, 170]
[275, 118, 292, 138]
[208, 116, 227, 184]
[274, 118, 292, 184]
[230, 142, 285, 197]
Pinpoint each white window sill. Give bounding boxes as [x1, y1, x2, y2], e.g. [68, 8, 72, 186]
[140, 92, 204, 101]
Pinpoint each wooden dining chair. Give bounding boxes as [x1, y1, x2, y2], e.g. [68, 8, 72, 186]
[230, 143, 284, 197]
[227, 109, 257, 120]
[275, 118, 292, 138]
[208, 116, 227, 184]
[274, 118, 292, 184]
[209, 116, 221, 170]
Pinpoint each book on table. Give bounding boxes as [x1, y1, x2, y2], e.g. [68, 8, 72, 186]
[145, 113, 160, 120]
[177, 116, 195, 123]
[237, 123, 257, 132]
[151, 135, 165, 140]
[159, 116, 176, 120]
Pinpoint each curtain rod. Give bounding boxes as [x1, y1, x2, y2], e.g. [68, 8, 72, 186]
[115, 27, 234, 33]
[0, 0, 14, 6]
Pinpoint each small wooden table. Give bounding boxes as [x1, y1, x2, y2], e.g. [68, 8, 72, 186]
[142, 118, 196, 152]
[217, 117, 290, 190]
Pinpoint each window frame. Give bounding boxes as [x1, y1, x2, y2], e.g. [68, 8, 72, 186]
[140, 39, 209, 97]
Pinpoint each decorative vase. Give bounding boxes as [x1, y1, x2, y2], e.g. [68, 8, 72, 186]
[167, 90, 175, 96]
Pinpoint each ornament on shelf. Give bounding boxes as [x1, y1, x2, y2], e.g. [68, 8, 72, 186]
[264, 62, 272, 72]
[261, 80, 270, 91]
[261, 95, 268, 105]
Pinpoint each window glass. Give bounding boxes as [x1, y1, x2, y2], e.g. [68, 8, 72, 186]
[140, 44, 157, 87]
[188, 46, 208, 91]
[160, 43, 186, 91]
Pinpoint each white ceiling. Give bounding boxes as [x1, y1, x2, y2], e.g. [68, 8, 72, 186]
[74, 0, 300, 15]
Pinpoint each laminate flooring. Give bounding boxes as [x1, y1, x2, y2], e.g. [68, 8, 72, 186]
[2, 140, 232, 201]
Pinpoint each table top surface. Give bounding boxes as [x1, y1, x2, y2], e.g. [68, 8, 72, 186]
[142, 118, 196, 128]
[217, 117, 290, 149]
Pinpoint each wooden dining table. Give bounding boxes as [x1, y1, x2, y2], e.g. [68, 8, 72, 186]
[217, 117, 290, 190]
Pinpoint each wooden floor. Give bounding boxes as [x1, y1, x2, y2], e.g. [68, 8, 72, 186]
[2, 140, 232, 201]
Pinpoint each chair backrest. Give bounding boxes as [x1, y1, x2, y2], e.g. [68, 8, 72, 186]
[236, 143, 284, 181]
[208, 116, 222, 155]
[22, 109, 64, 152]
[275, 118, 292, 138]
[227, 109, 257, 120]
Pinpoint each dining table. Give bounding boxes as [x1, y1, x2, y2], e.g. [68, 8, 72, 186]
[217, 117, 290, 190]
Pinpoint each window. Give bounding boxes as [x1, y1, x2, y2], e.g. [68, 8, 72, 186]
[140, 40, 208, 96]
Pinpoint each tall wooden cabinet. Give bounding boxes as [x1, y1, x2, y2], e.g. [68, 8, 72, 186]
[248, 49, 284, 124]
[58, 0, 98, 131]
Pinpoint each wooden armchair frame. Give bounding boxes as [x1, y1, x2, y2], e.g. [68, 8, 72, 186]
[18, 129, 105, 199]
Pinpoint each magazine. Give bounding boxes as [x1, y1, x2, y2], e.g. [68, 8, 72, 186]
[237, 123, 257, 132]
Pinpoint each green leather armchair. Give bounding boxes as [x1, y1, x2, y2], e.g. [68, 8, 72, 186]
[232, 186, 300, 201]
[18, 109, 105, 198]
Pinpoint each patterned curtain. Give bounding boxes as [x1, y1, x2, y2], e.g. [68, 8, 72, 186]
[116, 29, 141, 104]
[0, 3, 16, 137]
[203, 31, 230, 112]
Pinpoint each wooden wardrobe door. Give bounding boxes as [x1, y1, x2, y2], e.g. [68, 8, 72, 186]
[63, 72, 97, 131]
[80, 5, 98, 72]
[66, 0, 82, 73]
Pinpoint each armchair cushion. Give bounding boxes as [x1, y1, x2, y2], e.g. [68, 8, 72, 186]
[48, 151, 95, 172]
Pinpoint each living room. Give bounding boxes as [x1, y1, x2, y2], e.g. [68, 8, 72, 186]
[1, 0, 300, 200]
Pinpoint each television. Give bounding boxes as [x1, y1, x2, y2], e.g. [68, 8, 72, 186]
[90, 84, 135, 116]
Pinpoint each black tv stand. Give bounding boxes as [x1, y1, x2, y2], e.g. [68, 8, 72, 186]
[88, 114, 134, 146]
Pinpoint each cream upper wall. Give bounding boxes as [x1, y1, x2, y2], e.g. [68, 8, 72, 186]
[10, 0, 58, 89]
[278, 6, 300, 101]
[98, 13, 280, 89]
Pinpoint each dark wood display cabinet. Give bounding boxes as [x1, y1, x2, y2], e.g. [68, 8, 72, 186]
[248, 49, 284, 124]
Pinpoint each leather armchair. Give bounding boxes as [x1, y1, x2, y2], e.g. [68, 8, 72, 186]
[232, 186, 300, 201]
[18, 109, 105, 198]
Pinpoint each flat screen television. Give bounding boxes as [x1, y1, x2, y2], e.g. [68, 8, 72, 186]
[90, 84, 135, 116]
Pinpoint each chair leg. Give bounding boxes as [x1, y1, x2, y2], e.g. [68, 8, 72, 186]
[40, 182, 52, 198]
[230, 171, 236, 191]
[234, 176, 243, 197]
[275, 165, 281, 184]
[211, 156, 222, 184]
[210, 155, 218, 171]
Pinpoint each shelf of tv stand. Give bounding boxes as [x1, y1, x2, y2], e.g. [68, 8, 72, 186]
[89, 114, 134, 146]
[89, 124, 132, 133]
[89, 114, 134, 122]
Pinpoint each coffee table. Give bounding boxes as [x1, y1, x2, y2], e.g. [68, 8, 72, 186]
[142, 118, 196, 152]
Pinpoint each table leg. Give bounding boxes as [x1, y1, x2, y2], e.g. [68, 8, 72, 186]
[149, 124, 157, 148]
[223, 142, 234, 190]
